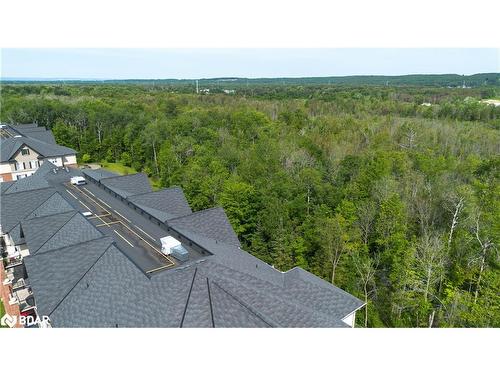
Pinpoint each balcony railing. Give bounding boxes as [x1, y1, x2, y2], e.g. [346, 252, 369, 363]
[12, 278, 27, 290]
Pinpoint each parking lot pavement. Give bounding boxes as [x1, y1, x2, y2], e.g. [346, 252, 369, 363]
[62, 182, 175, 274]
[80, 182, 173, 245]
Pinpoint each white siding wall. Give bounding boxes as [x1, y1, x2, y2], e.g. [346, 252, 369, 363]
[64, 155, 77, 165]
[2, 153, 76, 180]
[12, 171, 36, 180]
[0, 162, 11, 174]
[47, 157, 64, 167]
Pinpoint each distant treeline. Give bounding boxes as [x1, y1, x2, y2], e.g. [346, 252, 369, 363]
[4, 72, 499, 88]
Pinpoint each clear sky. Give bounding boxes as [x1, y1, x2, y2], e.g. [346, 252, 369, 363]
[1, 48, 498, 80]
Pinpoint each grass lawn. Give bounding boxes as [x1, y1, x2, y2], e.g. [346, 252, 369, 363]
[99, 162, 161, 191]
[0, 299, 6, 328]
[100, 162, 137, 175]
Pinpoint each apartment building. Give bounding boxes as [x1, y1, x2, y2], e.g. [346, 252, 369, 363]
[0, 123, 77, 182]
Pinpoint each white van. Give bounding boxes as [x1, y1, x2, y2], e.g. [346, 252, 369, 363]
[70, 176, 86, 186]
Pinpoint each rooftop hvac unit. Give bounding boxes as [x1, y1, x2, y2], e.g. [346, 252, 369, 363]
[160, 236, 189, 262]
[171, 245, 189, 262]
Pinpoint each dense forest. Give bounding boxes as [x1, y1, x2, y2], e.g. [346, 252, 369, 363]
[1, 82, 499, 327]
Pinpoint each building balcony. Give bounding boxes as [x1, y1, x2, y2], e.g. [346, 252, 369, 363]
[9, 287, 35, 312]
[12, 278, 27, 290]
[3, 255, 23, 269]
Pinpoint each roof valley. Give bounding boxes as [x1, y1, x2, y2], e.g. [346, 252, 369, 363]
[46, 242, 114, 316]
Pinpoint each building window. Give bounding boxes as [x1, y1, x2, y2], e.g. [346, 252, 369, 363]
[21, 148, 30, 156]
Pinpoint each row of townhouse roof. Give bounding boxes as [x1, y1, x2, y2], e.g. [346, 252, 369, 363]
[1, 128, 364, 328]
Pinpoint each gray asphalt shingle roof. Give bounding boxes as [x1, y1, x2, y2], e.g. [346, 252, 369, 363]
[24, 236, 114, 318]
[99, 173, 152, 198]
[1, 191, 76, 237]
[168, 207, 241, 247]
[10, 125, 57, 145]
[208, 280, 273, 328]
[0, 188, 61, 233]
[0, 173, 50, 195]
[25, 192, 75, 220]
[170, 227, 283, 285]
[82, 168, 119, 181]
[48, 245, 193, 327]
[0, 160, 59, 196]
[40, 242, 360, 327]
[10, 223, 23, 245]
[198, 262, 349, 328]
[9, 123, 38, 130]
[22, 211, 77, 254]
[127, 187, 192, 222]
[282, 267, 364, 321]
[36, 213, 103, 255]
[32, 160, 58, 177]
[180, 269, 214, 327]
[0, 181, 15, 194]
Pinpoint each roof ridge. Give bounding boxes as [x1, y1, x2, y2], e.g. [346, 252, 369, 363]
[30, 233, 111, 258]
[127, 186, 182, 199]
[210, 263, 348, 325]
[210, 280, 277, 327]
[206, 277, 215, 328]
[4, 140, 27, 160]
[47, 242, 114, 317]
[5, 185, 54, 196]
[22, 209, 76, 224]
[23, 191, 75, 220]
[3, 176, 48, 194]
[167, 206, 224, 223]
[22, 189, 58, 216]
[1, 188, 58, 233]
[29, 211, 80, 255]
[284, 266, 366, 304]
[179, 267, 198, 327]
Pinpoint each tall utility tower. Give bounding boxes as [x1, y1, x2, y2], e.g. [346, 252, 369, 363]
[196, 79, 199, 94]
